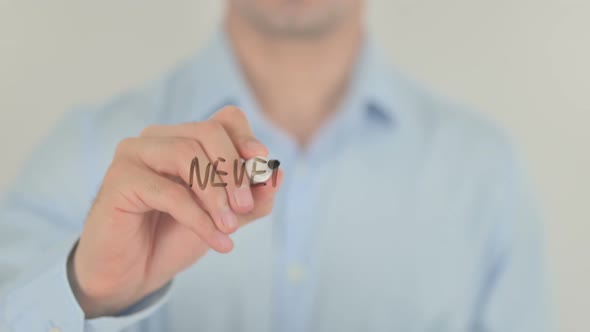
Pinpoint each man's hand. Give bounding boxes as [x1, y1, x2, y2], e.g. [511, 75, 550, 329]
[67, 106, 283, 318]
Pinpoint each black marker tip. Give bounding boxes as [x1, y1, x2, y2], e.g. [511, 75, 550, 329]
[268, 159, 281, 169]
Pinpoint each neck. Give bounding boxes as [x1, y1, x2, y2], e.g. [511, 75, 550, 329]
[225, 8, 363, 147]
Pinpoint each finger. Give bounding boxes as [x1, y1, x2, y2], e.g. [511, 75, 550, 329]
[140, 117, 259, 215]
[209, 106, 268, 159]
[109, 162, 233, 253]
[190, 120, 256, 214]
[238, 168, 284, 227]
[141, 106, 268, 159]
[115, 137, 240, 234]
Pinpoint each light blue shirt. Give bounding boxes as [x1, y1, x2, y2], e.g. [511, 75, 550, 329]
[0, 29, 553, 332]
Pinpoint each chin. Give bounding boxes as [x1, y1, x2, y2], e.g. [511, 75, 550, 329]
[231, 0, 359, 38]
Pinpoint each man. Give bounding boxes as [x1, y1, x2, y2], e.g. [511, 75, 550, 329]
[0, 0, 552, 331]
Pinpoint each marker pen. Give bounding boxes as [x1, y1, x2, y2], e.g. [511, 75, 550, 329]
[245, 156, 281, 184]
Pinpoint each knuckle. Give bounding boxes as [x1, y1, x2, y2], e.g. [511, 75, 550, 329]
[114, 137, 135, 157]
[175, 138, 201, 158]
[104, 161, 129, 184]
[143, 180, 162, 196]
[161, 182, 184, 201]
[200, 120, 225, 135]
[222, 105, 245, 119]
[140, 125, 159, 137]
[215, 106, 247, 124]
[213, 194, 229, 211]
[150, 180, 183, 203]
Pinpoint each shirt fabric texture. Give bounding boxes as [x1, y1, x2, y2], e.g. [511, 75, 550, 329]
[0, 29, 553, 332]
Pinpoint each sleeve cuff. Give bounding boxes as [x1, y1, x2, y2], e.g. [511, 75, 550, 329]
[84, 281, 172, 331]
[1, 238, 85, 331]
[1, 238, 173, 332]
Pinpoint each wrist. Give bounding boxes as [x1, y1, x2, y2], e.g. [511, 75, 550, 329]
[66, 241, 120, 318]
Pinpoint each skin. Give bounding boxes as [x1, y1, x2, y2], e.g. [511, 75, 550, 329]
[69, 0, 364, 318]
[227, 0, 364, 146]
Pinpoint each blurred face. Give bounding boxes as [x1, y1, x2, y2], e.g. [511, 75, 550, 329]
[228, 0, 362, 38]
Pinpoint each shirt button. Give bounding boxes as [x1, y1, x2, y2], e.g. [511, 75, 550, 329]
[49, 328, 61, 332]
[287, 264, 306, 283]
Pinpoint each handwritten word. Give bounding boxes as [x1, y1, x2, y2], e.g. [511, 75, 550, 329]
[188, 157, 280, 189]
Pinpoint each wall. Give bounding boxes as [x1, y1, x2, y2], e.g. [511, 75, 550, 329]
[1, 1, 588, 330]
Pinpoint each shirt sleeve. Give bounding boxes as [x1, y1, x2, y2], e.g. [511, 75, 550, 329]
[473, 138, 555, 331]
[0, 108, 171, 332]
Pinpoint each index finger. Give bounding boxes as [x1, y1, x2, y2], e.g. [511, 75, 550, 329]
[209, 106, 268, 159]
[141, 106, 268, 159]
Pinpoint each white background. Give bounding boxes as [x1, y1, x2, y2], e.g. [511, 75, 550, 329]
[1, 1, 588, 330]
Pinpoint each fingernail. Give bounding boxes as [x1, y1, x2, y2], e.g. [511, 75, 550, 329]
[234, 186, 254, 210]
[221, 208, 238, 229]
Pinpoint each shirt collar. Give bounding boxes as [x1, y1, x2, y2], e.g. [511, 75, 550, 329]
[185, 27, 399, 128]
[346, 35, 397, 127]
